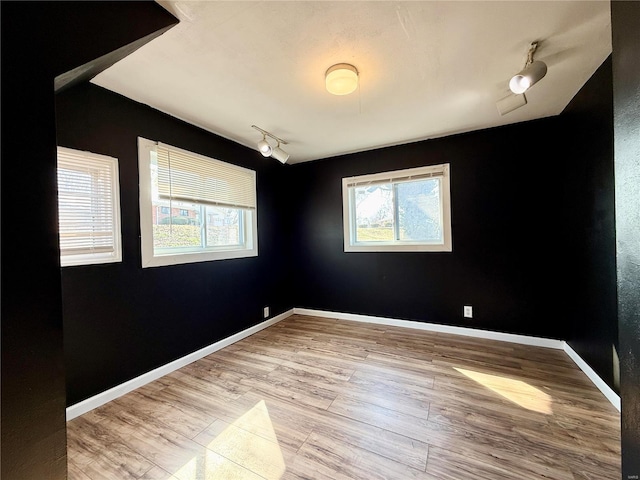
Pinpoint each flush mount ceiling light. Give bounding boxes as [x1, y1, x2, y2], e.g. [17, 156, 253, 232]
[251, 125, 289, 164]
[325, 63, 358, 95]
[509, 41, 547, 94]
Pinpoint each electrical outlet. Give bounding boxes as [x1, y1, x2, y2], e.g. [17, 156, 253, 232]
[463, 305, 473, 318]
[263, 306, 269, 318]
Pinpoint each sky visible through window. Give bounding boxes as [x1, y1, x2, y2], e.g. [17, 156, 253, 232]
[355, 178, 442, 243]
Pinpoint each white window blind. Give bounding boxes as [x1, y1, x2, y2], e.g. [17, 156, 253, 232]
[138, 137, 258, 267]
[157, 142, 256, 210]
[57, 147, 122, 266]
[344, 164, 447, 188]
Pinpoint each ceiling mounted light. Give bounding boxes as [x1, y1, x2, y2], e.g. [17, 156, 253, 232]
[325, 63, 358, 95]
[251, 125, 289, 164]
[509, 41, 547, 94]
[257, 134, 272, 157]
[271, 142, 290, 164]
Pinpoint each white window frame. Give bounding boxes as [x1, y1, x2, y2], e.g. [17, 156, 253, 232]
[57, 146, 122, 267]
[138, 137, 258, 268]
[342, 163, 452, 252]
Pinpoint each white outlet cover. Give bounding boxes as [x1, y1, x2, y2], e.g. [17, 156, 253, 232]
[464, 306, 473, 318]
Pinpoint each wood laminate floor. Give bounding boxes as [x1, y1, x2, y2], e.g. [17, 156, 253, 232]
[67, 314, 620, 480]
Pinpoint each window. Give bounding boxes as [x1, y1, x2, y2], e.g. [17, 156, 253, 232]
[138, 137, 257, 267]
[342, 163, 452, 252]
[57, 147, 122, 266]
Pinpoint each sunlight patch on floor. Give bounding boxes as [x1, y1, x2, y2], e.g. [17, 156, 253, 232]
[454, 367, 553, 414]
[173, 400, 286, 480]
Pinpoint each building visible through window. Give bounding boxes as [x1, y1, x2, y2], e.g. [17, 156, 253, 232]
[138, 137, 258, 267]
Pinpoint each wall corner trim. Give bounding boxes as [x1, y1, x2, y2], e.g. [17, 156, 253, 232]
[294, 307, 621, 411]
[563, 342, 621, 412]
[66, 309, 294, 421]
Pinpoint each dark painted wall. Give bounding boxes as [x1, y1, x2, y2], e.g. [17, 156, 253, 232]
[611, 1, 640, 477]
[58, 60, 621, 411]
[56, 83, 294, 406]
[289, 118, 570, 340]
[1, 25, 67, 480]
[3, 0, 631, 477]
[561, 57, 618, 393]
[0, 2, 177, 479]
[289, 58, 621, 395]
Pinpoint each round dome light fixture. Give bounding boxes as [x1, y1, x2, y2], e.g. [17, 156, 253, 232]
[325, 63, 358, 95]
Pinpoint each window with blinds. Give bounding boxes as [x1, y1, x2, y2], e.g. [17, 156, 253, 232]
[156, 143, 256, 210]
[138, 137, 258, 268]
[57, 147, 122, 266]
[342, 163, 452, 252]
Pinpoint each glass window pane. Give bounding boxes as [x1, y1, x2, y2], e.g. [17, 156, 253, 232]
[139, 137, 258, 267]
[354, 184, 394, 242]
[206, 206, 242, 247]
[342, 163, 451, 253]
[397, 178, 442, 242]
[152, 200, 202, 250]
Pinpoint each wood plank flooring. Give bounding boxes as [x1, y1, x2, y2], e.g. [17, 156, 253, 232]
[67, 314, 621, 480]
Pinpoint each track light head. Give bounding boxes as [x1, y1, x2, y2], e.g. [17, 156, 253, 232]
[271, 143, 290, 164]
[257, 135, 272, 157]
[509, 60, 547, 94]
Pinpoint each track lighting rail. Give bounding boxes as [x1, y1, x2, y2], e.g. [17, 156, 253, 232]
[251, 125, 288, 145]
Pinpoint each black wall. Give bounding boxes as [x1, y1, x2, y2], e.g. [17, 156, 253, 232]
[289, 117, 570, 340]
[288, 57, 621, 397]
[59, 65, 620, 409]
[3, 1, 635, 478]
[561, 57, 618, 393]
[612, 1, 640, 477]
[56, 83, 294, 406]
[0, 2, 177, 479]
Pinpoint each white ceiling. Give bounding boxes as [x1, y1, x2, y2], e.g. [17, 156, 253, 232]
[92, 1, 612, 164]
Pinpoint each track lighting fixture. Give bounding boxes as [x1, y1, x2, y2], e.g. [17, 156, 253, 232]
[270, 142, 290, 164]
[257, 134, 272, 157]
[509, 41, 547, 94]
[251, 125, 289, 164]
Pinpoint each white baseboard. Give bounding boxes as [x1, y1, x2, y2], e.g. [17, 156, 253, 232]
[66, 308, 294, 421]
[563, 342, 621, 411]
[294, 307, 621, 411]
[294, 308, 564, 349]
[67, 306, 620, 420]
